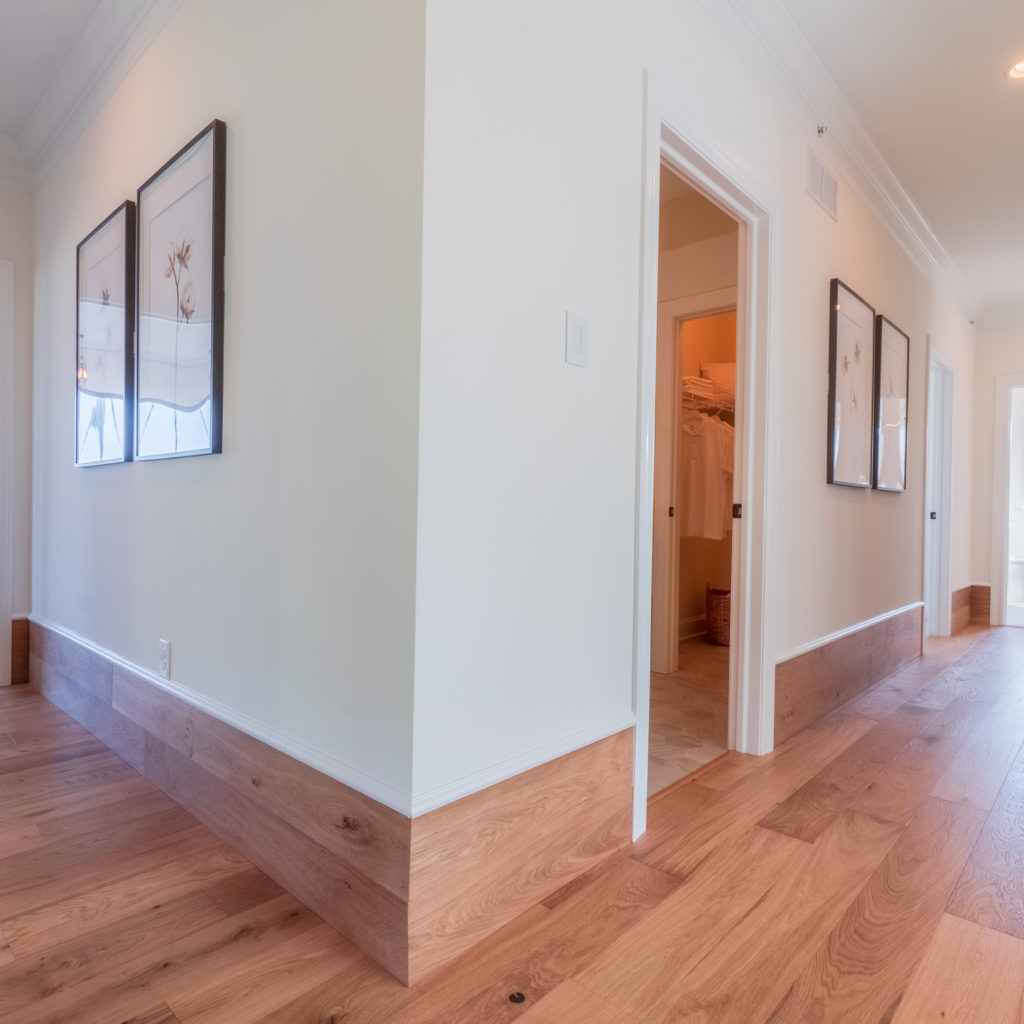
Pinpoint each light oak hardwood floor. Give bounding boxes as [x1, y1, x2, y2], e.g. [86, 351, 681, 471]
[2, 623, 1024, 1022]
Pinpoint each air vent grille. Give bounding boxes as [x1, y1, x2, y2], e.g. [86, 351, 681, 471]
[807, 151, 838, 219]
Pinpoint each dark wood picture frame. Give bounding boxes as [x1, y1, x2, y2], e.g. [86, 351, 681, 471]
[873, 314, 909, 492]
[76, 200, 136, 466]
[827, 278, 876, 487]
[135, 119, 225, 460]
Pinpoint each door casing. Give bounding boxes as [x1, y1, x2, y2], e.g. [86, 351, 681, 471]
[633, 73, 776, 839]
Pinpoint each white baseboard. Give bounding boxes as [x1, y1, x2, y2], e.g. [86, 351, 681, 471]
[678, 615, 707, 641]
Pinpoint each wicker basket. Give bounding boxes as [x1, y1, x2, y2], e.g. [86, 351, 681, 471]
[706, 585, 731, 646]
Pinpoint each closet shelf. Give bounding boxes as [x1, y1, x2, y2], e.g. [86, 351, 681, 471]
[681, 375, 735, 414]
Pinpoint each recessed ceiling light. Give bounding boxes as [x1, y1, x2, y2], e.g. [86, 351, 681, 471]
[1009, 60, 1024, 79]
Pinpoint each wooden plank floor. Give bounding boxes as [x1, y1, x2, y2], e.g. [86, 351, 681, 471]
[3, 625, 1024, 1022]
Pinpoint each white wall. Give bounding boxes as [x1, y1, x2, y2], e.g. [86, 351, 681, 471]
[658, 232, 737, 303]
[410, 0, 976, 801]
[26, 0, 980, 816]
[0, 184, 33, 614]
[31, 0, 425, 805]
[971, 327, 1024, 585]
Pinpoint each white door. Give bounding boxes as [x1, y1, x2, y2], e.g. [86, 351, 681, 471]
[923, 352, 952, 637]
[1005, 388, 1024, 626]
[991, 372, 1024, 622]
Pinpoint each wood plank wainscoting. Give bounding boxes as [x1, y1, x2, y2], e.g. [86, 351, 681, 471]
[774, 604, 922, 745]
[952, 586, 972, 635]
[10, 617, 28, 684]
[972, 584, 992, 625]
[26, 621, 633, 986]
[407, 730, 633, 982]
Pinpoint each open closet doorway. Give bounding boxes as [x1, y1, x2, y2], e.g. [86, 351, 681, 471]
[648, 165, 739, 795]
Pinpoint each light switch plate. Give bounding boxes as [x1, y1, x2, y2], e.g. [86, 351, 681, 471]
[565, 310, 586, 368]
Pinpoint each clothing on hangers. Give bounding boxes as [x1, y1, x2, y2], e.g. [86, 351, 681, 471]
[678, 409, 734, 540]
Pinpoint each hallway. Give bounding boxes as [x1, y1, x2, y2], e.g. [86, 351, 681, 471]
[1, 624, 1023, 1022]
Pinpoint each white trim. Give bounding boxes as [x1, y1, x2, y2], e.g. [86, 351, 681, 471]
[0, 262, 13, 687]
[409, 711, 638, 818]
[632, 72, 777, 840]
[774, 601, 924, 664]
[662, 288, 738, 317]
[698, 0, 978, 321]
[632, 76, 660, 842]
[22, 0, 183, 187]
[990, 375, 1024, 626]
[29, 615, 413, 815]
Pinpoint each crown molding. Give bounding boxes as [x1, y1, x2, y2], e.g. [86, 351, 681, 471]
[20, 0, 182, 189]
[0, 133, 31, 191]
[697, 0, 980, 320]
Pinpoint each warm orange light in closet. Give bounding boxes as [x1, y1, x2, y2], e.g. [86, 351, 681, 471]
[1009, 60, 1024, 79]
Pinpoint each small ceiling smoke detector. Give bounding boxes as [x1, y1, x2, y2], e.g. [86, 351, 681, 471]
[1009, 60, 1024, 79]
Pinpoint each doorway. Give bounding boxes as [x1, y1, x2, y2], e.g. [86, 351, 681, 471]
[632, 77, 777, 838]
[648, 170, 739, 794]
[989, 373, 1024, 627]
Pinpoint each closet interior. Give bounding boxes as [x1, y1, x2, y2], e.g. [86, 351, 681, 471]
[648, 165, 738, 796]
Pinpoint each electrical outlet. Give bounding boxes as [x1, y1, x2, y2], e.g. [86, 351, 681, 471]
[158, 639, 171, 679]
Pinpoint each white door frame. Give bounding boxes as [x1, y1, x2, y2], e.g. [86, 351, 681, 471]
[990, 373, 1024, 626]
[0, 260, 14, 687]
[633, 74, 776, 838]
[651, 290, 737, 674]
[923, 346, 953, 637]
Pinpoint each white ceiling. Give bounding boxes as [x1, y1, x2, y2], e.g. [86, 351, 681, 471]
[777, 0, 1024, 317]
[2, 0, 1023, 319]
[0, 0, 172, 186]
[0, 0, 104, 137]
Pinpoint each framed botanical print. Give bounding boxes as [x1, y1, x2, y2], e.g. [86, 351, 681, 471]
[76, 201, 136, 465]
[827, 278, 876, 487]
[136, 119, 225, 460]
[873, 315, 909, 492]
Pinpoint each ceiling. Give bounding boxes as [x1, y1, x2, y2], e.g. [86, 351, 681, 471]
[0, 0, 165, 185]
[776, 0, 1024, 318]
[0, 0, 103, 138]
[660, 165, 738, 252]
[2, 0, 1022, 319]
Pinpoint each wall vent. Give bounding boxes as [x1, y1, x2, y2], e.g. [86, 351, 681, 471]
[807, 151, 839, 219]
